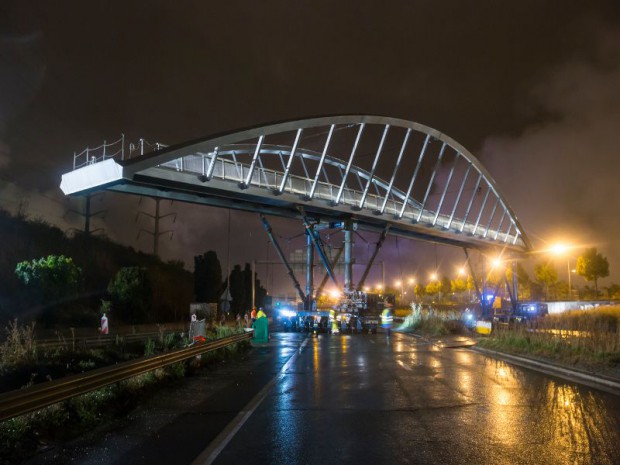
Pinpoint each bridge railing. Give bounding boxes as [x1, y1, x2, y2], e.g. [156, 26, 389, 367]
[159, 154, 518, 244]
[72, 135, 125, 170]
[72, 136, 168, 170]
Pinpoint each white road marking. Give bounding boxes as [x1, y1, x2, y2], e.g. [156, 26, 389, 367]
[191, 336, 310, 465]
[397, 360, 413, 371]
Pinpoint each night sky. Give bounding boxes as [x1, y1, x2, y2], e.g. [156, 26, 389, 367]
[1, 1, 620, 294]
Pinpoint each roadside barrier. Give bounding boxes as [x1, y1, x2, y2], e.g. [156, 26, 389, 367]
[0, 331, 252, 422]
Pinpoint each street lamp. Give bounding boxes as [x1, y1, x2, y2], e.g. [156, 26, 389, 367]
[395, 280, 403, 304]
[407, 277, 416, 302]
[456, 266, 469, 302]
[550, 243, 572, 300]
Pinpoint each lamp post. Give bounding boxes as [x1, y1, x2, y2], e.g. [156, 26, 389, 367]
[566, 259, 572, 300]
[487, 256, 505, 313]
[395, 280, 403, 305]
[429, 272, 439, 302]
[457, 267, 468, 302]
[550, 244, 572, 300]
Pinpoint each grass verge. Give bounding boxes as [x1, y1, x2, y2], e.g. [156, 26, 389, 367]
[477, 306, 620, 372]
[397, 304, 466, 337]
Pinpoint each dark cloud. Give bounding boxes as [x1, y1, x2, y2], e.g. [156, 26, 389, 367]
[482, 28, 620, 283]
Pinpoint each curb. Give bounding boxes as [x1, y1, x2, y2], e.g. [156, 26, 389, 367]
[471, 346, 620, 395]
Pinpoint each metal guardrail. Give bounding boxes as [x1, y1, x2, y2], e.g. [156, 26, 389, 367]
[0, 331, 252, 422]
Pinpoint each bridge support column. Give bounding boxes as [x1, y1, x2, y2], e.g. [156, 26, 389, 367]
[259, 214, 307, 304]
[463, 248, 484, 314]
[512, 259, 519, 308]
[344, 219, 354, 293]
[357, 224, 390, 291]
[305, 227, 315, 311]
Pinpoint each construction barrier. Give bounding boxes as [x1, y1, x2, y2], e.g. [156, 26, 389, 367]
[252, 317, 269, 343]
[475, 320, 493, 335]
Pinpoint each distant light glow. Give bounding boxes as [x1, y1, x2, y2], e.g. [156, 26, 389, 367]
[408, 277, 415, 285]
[429, 273, 438, 281]
[329, 289, 341, 299]
[550, 243, 569, 255]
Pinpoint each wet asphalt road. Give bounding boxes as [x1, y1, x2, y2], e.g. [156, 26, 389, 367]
[211, 331, 620, 465]
[27, 330, 620, 465]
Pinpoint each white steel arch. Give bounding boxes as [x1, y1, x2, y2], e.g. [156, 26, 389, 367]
[60, 115, 531, 252]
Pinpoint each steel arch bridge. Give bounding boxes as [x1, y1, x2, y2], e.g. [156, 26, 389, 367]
[60, 115, 531, 253]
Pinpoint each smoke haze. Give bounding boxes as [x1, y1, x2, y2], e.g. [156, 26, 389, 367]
[482, 28, 620, 283]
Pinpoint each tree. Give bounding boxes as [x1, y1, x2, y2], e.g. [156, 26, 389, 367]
[506, 263, 532, 300]
[255, 277, 268, 310]
[243, 263, 253, 313]
[604, 283, 620, 300]
[576, 248, 609, 297]
[234, 263, 269, 316]
[107, 267, 153, 324]
[194, 251, 223, 302]
[534, 262, 558, 300]
[441, 276, 451, 302]
[15, 255, 81, 303]
[451, 277, 467, 302]
[451, 277, 467, 293]
[414, 283, 425, 301]
[466, 275, 477, 301]
[425, 281, 442, 301]
[228, 265, 245, 315]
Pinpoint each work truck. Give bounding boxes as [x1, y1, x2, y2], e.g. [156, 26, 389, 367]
[337, 291, 395, 334]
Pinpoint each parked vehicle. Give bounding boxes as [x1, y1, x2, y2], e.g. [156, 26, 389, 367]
[512, 302, 548, 322]
[492, 302, 549, 323]
[336, 291, 395, 334]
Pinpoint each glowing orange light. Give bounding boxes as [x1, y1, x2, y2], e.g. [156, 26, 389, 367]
[550, 243, 569, 255]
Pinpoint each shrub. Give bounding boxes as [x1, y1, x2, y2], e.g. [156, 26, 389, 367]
[0, 319, 37, 369]
[144, 338, 155, 357]
[398, 304, 465, 336]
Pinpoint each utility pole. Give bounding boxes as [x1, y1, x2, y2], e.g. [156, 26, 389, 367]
[136, 197, 176, 257]
[66, 193, 106, 234]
